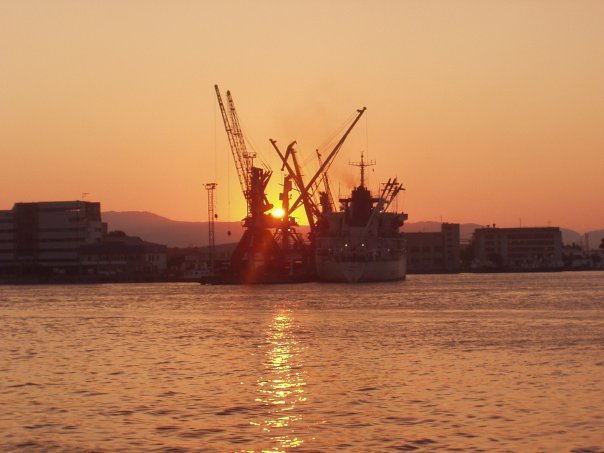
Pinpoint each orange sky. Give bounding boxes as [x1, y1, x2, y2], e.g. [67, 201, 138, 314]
[1, 1, 603, 232]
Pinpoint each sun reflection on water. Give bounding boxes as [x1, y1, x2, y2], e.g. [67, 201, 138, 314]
[255, 309, 307, 451]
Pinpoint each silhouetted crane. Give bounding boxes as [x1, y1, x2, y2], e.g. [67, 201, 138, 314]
[213, 85, 309, 283]
[270, 107, 366, 233]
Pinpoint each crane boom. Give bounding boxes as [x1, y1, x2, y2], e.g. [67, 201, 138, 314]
[270, 140, 320, 229]
[316, 149, 335, 212]
[214, 85, 253, 214]
[226, 90, 256, 184]
[289, 107, 366, 214]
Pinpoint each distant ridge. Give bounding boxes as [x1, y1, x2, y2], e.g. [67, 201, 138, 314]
[102, 211, 603, 248]
[102, 211, 246, 248]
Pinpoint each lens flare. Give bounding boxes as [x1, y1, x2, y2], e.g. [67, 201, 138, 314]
[272, 208, 285, 218]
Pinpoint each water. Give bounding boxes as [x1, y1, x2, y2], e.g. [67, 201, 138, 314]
[1, 272, 603, 452]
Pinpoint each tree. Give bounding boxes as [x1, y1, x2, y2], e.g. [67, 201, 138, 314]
[107, 230, 127, 238]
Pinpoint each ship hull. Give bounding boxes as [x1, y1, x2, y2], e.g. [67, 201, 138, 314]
[316, 256, 406, 283]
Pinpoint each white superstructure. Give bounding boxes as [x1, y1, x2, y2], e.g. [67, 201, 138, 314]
[314, 160, 408, 283]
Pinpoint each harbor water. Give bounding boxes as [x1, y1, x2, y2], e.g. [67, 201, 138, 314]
[1, 272, 603, 452]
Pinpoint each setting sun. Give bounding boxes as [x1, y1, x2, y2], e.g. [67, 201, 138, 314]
[271, 208, 285, 219]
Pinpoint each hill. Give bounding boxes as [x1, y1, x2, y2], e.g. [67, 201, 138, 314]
[102, 211, 602, 249]
[102, 211, 246, 248]
[584, 229, 604, 250]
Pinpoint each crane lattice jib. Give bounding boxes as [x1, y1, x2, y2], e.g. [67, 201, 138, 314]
[214, 85, 251, 213]
[226, 91, 256, 193]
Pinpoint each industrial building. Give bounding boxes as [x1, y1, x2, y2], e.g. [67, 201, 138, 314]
[472, 226, 563, 271]
[0, 201, 168, 281]
[0, 201, 106, 277]
[80, 232, 167, 279]
[169, 243, 238, 281]
[406, 223, 461, 273]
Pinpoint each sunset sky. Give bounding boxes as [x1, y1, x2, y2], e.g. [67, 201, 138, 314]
[1, 1, 603, 232]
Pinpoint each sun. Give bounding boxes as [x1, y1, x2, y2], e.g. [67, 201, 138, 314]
[271, 207, 285, 218]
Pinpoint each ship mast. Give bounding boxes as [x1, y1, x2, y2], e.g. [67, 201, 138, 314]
[349, 152, 375, 188]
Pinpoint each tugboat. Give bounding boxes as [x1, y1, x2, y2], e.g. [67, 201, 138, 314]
[314, 154, 408, 282]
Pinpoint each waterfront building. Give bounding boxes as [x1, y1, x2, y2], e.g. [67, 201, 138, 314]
[406, 223, 461, 273]
[0, 210, 13, 268]
[169, 243, 238, 280]
[0, 201, 106, 275]
[562, 244, 604, 270]
[79, 232, 167, 278]
[472, 226, 563, 271]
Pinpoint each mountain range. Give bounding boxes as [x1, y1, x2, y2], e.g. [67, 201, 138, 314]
[102, 211, 604, 249]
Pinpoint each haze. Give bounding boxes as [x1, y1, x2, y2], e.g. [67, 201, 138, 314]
[1, 1, 603, 232]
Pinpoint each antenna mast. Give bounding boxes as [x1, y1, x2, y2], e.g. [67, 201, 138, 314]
[350, 152, 375, 187]
[205, 182, 217, 275]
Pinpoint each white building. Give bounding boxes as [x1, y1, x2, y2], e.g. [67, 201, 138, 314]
[472, 226, 563, 270]
[0, 201, 106, 273]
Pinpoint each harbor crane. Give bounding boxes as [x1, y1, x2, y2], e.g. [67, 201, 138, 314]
[214, 85, 273, 220]
[213, 85, 310, 283]
[270, 107, 366, 234]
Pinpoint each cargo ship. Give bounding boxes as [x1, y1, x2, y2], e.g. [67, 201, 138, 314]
[314, 154, 408, 282]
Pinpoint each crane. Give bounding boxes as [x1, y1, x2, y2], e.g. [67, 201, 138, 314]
[214, 85, 311, 283]
[270, 107, 366, 232]
[215, 85, 273, 219]
[269, 140, 320, 230]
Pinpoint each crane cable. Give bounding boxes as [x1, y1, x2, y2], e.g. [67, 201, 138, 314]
[297, 110, 359, 188]
[315, 111, 358, 158]
[238, 115, 271, 172]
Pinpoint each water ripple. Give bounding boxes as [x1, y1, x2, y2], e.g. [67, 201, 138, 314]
[0, 273, 603, 451]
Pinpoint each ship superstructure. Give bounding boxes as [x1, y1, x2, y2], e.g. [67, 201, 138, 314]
[314, 154, 408, 282]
